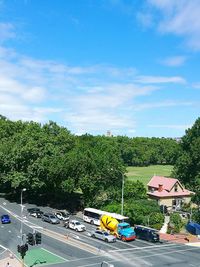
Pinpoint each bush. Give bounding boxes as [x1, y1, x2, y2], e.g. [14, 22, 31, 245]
[149, 212, 165, 230]
[169, 213, 183, 233]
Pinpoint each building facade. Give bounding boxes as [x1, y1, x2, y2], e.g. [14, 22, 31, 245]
[147, 176, 195, 211]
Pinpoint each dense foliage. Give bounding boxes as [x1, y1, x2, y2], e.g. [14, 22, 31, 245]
[0, 114, 179, 221]
[115, 136, 180, 166]
[173, 117, 200, 204]
[168, 213, 183, 233]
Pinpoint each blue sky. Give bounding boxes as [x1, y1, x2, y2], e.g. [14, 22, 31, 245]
[0, 0, 199, 137]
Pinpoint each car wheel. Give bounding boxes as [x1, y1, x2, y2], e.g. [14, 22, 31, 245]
[75, 228, 78, 232]
[105, 238, 108, 242]
[121, 236, 126, 242]
[90, 220, 94, 225]
[92, 234, 95, 238]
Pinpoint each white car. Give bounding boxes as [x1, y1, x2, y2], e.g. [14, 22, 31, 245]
[54, 211, 70, 221]
[67, 220, 86, 232]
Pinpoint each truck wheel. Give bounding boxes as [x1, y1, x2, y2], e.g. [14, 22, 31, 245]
[121, 236, 126, 242]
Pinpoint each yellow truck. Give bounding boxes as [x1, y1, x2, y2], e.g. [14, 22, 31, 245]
[100, 214, 136, 241]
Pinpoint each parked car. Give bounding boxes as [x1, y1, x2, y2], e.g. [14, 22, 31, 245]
[134, 225, 160, 242]
[1, 214, 11, 224]
[29, 210, 44, 218]
[65, 220, 86, 232]
[27, 208, 41, 214]
[54, 211, 70, 221]
[91, 229, 116, 243]
[42, 213, 60, 224]
[27, 208, 44, 218]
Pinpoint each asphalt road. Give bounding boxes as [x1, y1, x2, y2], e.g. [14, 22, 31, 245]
[0, 197, 200, 267]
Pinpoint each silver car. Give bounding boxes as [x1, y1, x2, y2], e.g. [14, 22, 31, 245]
[42, 213, 60, 224]
[91, 229, 116, 243]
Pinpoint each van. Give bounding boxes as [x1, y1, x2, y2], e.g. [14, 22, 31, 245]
[134, 225, 160, 242]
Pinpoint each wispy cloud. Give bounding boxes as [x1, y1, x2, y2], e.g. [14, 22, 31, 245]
[133, 100, 193, 111]
[192, 83, 200, 89]
[160, 56, 187, 67]
[0, 23, 16, 43]
[136, 75, 186, 84]
[148, 124, 192, 130]
[147, 0, 200, 50]
[0, 44, 160, 134]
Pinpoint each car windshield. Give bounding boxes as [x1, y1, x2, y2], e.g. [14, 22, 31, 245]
[2, 215, 9, 218]
[103, 232, 109, 236]
[50, 215, 56, 219]
[61, 212, 68, 216]
[75, 222, 81, 225]
[151, 232, 158, 237]
[120, 225, 129, 229]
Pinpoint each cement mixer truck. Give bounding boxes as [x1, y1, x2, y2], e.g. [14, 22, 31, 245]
[100, 214, 136, 241]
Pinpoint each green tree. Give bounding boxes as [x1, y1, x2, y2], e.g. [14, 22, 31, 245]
[174, 117, 200, 203]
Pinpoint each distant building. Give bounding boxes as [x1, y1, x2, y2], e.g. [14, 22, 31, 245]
[147, 176, 195, 211]
[106, 130, 112, 137]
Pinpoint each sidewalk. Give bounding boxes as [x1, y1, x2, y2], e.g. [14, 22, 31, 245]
[0, 250, 22, 267]
[160, 233, 200, 244]
[0, 257, 22, 267]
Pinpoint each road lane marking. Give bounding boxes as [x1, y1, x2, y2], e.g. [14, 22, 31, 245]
[140, 246, 200, 259]
[41, 247, 68, 261]
[108, 242, 177, 252]
[0, 244, 8, 250]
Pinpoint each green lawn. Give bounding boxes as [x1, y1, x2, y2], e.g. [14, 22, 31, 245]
[22, 247, 68, 267]
[126, 165, 174, 186]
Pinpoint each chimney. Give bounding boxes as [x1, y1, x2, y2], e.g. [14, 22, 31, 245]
[158, 184, 163, 192]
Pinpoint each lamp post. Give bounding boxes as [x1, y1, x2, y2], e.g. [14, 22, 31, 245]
[121, 172, 124, 216]
[20, 188, 26, 245]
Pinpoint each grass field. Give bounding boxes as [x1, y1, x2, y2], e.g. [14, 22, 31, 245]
[126, 165, 174, 186]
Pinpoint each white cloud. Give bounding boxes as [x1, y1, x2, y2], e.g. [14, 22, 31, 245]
[0, 40, 190, 136]
[148, 124, 192, 130]
[160, 56, 187, 67]
[148, 0, 200, 50]
[0, 23, 15, 43]
[133, 100, 193, 111]
[192, 83, 200, 89]
[137, 12, 153, 28]
[136, 75, 186, 84]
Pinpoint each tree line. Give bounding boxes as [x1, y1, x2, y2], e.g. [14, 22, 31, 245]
[0, 115, 199, 226]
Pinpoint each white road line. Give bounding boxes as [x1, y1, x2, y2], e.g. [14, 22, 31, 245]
[109, 242, 177, 252]
[0, 244, 7, 250]
[141, 246, 200, 259]
[41, 247, 69, 261]
[0, 250, 6, 256]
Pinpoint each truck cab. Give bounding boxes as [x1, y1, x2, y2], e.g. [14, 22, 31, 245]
[118, 222, 136, 241]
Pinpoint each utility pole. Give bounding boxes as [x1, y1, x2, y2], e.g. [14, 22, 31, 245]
[121, 172, 124, 216]
[20, 188, 26, 267]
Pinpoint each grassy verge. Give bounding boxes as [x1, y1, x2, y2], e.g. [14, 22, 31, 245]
[126, 165, 174, 186]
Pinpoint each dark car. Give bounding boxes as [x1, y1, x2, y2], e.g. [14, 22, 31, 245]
[134, 225, 160, 242]
[27, 208, 43, 218]
[42, 213, 60, 224]
[30, 210, 44, 218]
[1, 214, 11, 224]
[27, 208, 41, 214]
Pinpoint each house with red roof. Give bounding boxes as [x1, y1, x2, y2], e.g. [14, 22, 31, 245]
[147, 176, 195, 211]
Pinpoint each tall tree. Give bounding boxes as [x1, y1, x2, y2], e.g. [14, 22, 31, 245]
[174, 118, 200, 203]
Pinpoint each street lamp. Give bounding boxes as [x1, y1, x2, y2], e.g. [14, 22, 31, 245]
[120, 172, 124, 216]
[20, 188, 26, 245]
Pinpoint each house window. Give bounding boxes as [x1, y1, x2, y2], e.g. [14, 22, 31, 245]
[174, 184, 178, 192]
